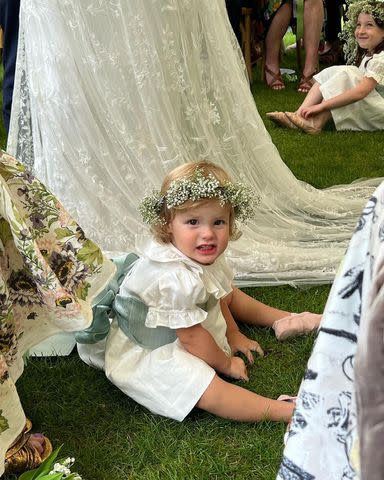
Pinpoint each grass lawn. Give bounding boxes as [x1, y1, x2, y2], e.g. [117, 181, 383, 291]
[3, 47, 384, 479]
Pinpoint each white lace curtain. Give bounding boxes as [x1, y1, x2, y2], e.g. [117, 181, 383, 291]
[8, 0, 381, 285]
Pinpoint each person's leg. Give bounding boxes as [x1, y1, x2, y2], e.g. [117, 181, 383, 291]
[196, 375, 294, 422]
[226, 287, 290, 327]
[300, 0, 324, 83]
[264, 2, 292, 89]
[225, 287, 322, 338]
[309, 109, 332, 129]
[296, 82, 324, 114]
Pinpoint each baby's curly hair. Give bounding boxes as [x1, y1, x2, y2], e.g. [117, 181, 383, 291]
[152, 161, 241, 243]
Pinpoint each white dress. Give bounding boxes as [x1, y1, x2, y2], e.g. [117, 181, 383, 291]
[314, 52, 384, 131]
[80, 239, 234, 421]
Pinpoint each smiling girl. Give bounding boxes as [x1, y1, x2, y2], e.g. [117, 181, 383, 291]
[267, 0, 384, 133]
[78, 161, 321, 423]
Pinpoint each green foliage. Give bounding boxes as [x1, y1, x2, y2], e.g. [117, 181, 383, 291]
[77, 240, 103, 266]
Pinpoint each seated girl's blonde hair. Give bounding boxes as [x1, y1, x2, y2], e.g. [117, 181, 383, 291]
[152, 161, 241, 243]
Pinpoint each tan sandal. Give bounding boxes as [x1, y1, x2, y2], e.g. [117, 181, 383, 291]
[4, 419, 53, 474]
[266, 111, 298, 129]
[264, 66, 285, 90]
[284, 112, 322, 135]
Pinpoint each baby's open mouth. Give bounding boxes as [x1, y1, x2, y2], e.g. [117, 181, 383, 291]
[197, 244, 216, 252]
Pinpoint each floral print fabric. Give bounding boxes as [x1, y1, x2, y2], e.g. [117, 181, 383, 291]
[0, 150, 114, 476]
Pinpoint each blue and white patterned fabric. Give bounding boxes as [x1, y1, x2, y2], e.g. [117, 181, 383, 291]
[277, 181, 384, 480]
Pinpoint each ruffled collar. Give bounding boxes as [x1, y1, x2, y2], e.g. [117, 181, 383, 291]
[135, 235, 233, 298]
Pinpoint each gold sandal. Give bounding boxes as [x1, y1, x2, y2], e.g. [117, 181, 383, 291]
[266, 111, 298, 130]
[4, 419, 53, 474]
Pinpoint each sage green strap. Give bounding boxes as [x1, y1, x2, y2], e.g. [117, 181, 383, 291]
[114, 292, 177, 349]
[75, 252, 139, 344]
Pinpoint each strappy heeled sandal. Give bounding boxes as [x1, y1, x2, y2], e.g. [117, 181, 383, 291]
[264, 66, 285, 90]
[297, 71, 317, 93]
[4, 419, 53, 474]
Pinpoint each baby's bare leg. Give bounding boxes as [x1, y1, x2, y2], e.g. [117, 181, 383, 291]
[196, 375, 294, 422]
[226, 287, 290, 327]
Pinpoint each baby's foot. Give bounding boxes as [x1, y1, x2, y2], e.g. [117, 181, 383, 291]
[273, 312, 322, 341]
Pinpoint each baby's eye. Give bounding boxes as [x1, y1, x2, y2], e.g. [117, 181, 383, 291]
[187, 219, 198, 225]
[214, 219, 226, 225]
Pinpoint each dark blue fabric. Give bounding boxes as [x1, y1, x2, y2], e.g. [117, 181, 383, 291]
[0, 0, 20, 133]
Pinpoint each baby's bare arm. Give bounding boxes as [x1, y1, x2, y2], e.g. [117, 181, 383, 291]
[176, 324, 248, 380]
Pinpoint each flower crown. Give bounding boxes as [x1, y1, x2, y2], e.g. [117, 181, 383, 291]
[340, 0, 384, 63]
[138, 169, 258, 226]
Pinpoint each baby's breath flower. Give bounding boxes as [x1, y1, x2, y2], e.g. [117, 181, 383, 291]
[138, 169, 259, 226]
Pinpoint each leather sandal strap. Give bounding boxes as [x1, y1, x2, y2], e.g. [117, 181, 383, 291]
[264, 65, 283, 83]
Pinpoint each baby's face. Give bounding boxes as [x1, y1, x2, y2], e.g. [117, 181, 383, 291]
[167, 200, 230, 265]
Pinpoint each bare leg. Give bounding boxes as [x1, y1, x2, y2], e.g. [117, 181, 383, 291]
[291, 107, 331, 131]
[226, 287, 290, 327]
[224, 288, 322, 340]
[196, 375, 294, 422]
[308, 108, 332, 130]
[302, 0, 324, 78]
[264, 3, 292, 89]
[297, 82, 323, 114]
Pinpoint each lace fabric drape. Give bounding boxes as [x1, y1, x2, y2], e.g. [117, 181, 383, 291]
[8, 0, 381, 286]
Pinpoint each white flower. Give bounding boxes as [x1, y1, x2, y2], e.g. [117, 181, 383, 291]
[49, 462, 71, 475]
[138, 168, 259, 226]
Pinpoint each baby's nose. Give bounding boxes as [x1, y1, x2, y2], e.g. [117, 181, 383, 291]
[201, 225, 214, 238]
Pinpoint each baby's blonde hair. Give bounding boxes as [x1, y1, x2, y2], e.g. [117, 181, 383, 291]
[152, 161, 240, 243]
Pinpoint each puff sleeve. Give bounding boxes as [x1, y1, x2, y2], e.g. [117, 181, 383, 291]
[365, 53, 384, 86]
[143, 268, 209, 329]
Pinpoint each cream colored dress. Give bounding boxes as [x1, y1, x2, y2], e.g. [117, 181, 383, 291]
[80, 239, 234, 421]
[314, 52, 384, 131]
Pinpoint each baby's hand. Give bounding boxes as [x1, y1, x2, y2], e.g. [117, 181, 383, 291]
[227, 356, 249, 381]
[227, 330, 264, 364]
